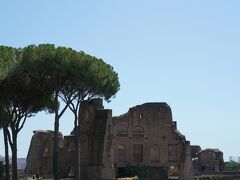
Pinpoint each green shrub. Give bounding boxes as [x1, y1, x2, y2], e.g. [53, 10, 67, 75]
[125, 164, 150, 178]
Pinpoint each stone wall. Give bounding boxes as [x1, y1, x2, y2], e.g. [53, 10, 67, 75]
[60, 135, 76, 177]
[25, 130, 64, 178]
[112, 102, 194, 180]
[60, 99, 114, 180]
[191, 145, 201, 159]
[193, 149, 224, 173]
[25, 100, 196, 180]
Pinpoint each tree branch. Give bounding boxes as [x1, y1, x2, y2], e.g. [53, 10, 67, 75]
[17, 116, 27, 133]
[6, 128, 13, 148]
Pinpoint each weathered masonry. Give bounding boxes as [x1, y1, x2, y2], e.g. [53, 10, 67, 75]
[25, 99, 194, 180]
[191, 147, 224, 174]
[112, 102, 194, 180]
[61, 99, 114, 180]
[25, 130, 64, 178]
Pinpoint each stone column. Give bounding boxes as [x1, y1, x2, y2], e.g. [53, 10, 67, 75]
[179, 141, 194, 180]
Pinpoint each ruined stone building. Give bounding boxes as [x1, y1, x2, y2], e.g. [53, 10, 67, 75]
[25, 99, 195, 180]
[61, 99, 114, 180]
[25, 99, 114, 180]
[25, 130, 64, 178]
[191, 147, 224, 173]
[112, 102, 194, 179]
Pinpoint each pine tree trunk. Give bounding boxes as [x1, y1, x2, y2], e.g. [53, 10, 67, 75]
[53, 113, 60, 180]
[74, 123, 80, 180]
[12, 132, 18, 180]
[78, 126, 81, 179]
[53, 91, 60, 180]
[3, 128, 10, 180]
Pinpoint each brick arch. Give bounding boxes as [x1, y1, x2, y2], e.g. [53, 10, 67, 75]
[117, 124, 128, 137]
[132, 126, 144, 137]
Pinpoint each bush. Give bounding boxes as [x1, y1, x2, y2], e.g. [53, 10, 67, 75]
[125, 164, 150, 178]
[121, 164, 168, 179]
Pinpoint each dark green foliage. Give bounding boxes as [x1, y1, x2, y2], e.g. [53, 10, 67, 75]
[0, 46, 18, 80]
[119, 164, 168, 179]
[18, 44, 120, 103]
[0, 44, 120, 180]
[0, 45, 57, 180]
[225, 161, 240, 170]
[0, 46, 20, 180]
[124, 164, 150, 178]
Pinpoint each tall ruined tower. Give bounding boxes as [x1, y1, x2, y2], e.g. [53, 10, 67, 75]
[61, 99, 114, 180]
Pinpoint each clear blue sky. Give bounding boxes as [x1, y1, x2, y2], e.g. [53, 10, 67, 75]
[1, 1, 240, 161]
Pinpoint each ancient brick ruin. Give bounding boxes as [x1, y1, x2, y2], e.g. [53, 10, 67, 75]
[112, 102, 194, 180]
[61, 99, 114, 180]
[25, 99, 223, 180]
[191, 147, 224, 174]
[25, 130, 64, 178]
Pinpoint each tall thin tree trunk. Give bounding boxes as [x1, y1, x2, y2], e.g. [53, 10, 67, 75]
[0, 105, 10, 180]
[52, 91, 70, 180]
[3, 128, 10, 180]
[12, 132, 18, 180]
[77, 124, 81, 180]
[74, 114, 80, 180]
[77, 125, 80, 179]
[53, 113, 60, 180]
[53, 91, 60, 180]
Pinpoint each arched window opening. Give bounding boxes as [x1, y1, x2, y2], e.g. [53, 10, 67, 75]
[117, 144, 126, 162]
[151, 145, 160, 162]
[132, 126, 144, 137]
[117, 125, 128, 137]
